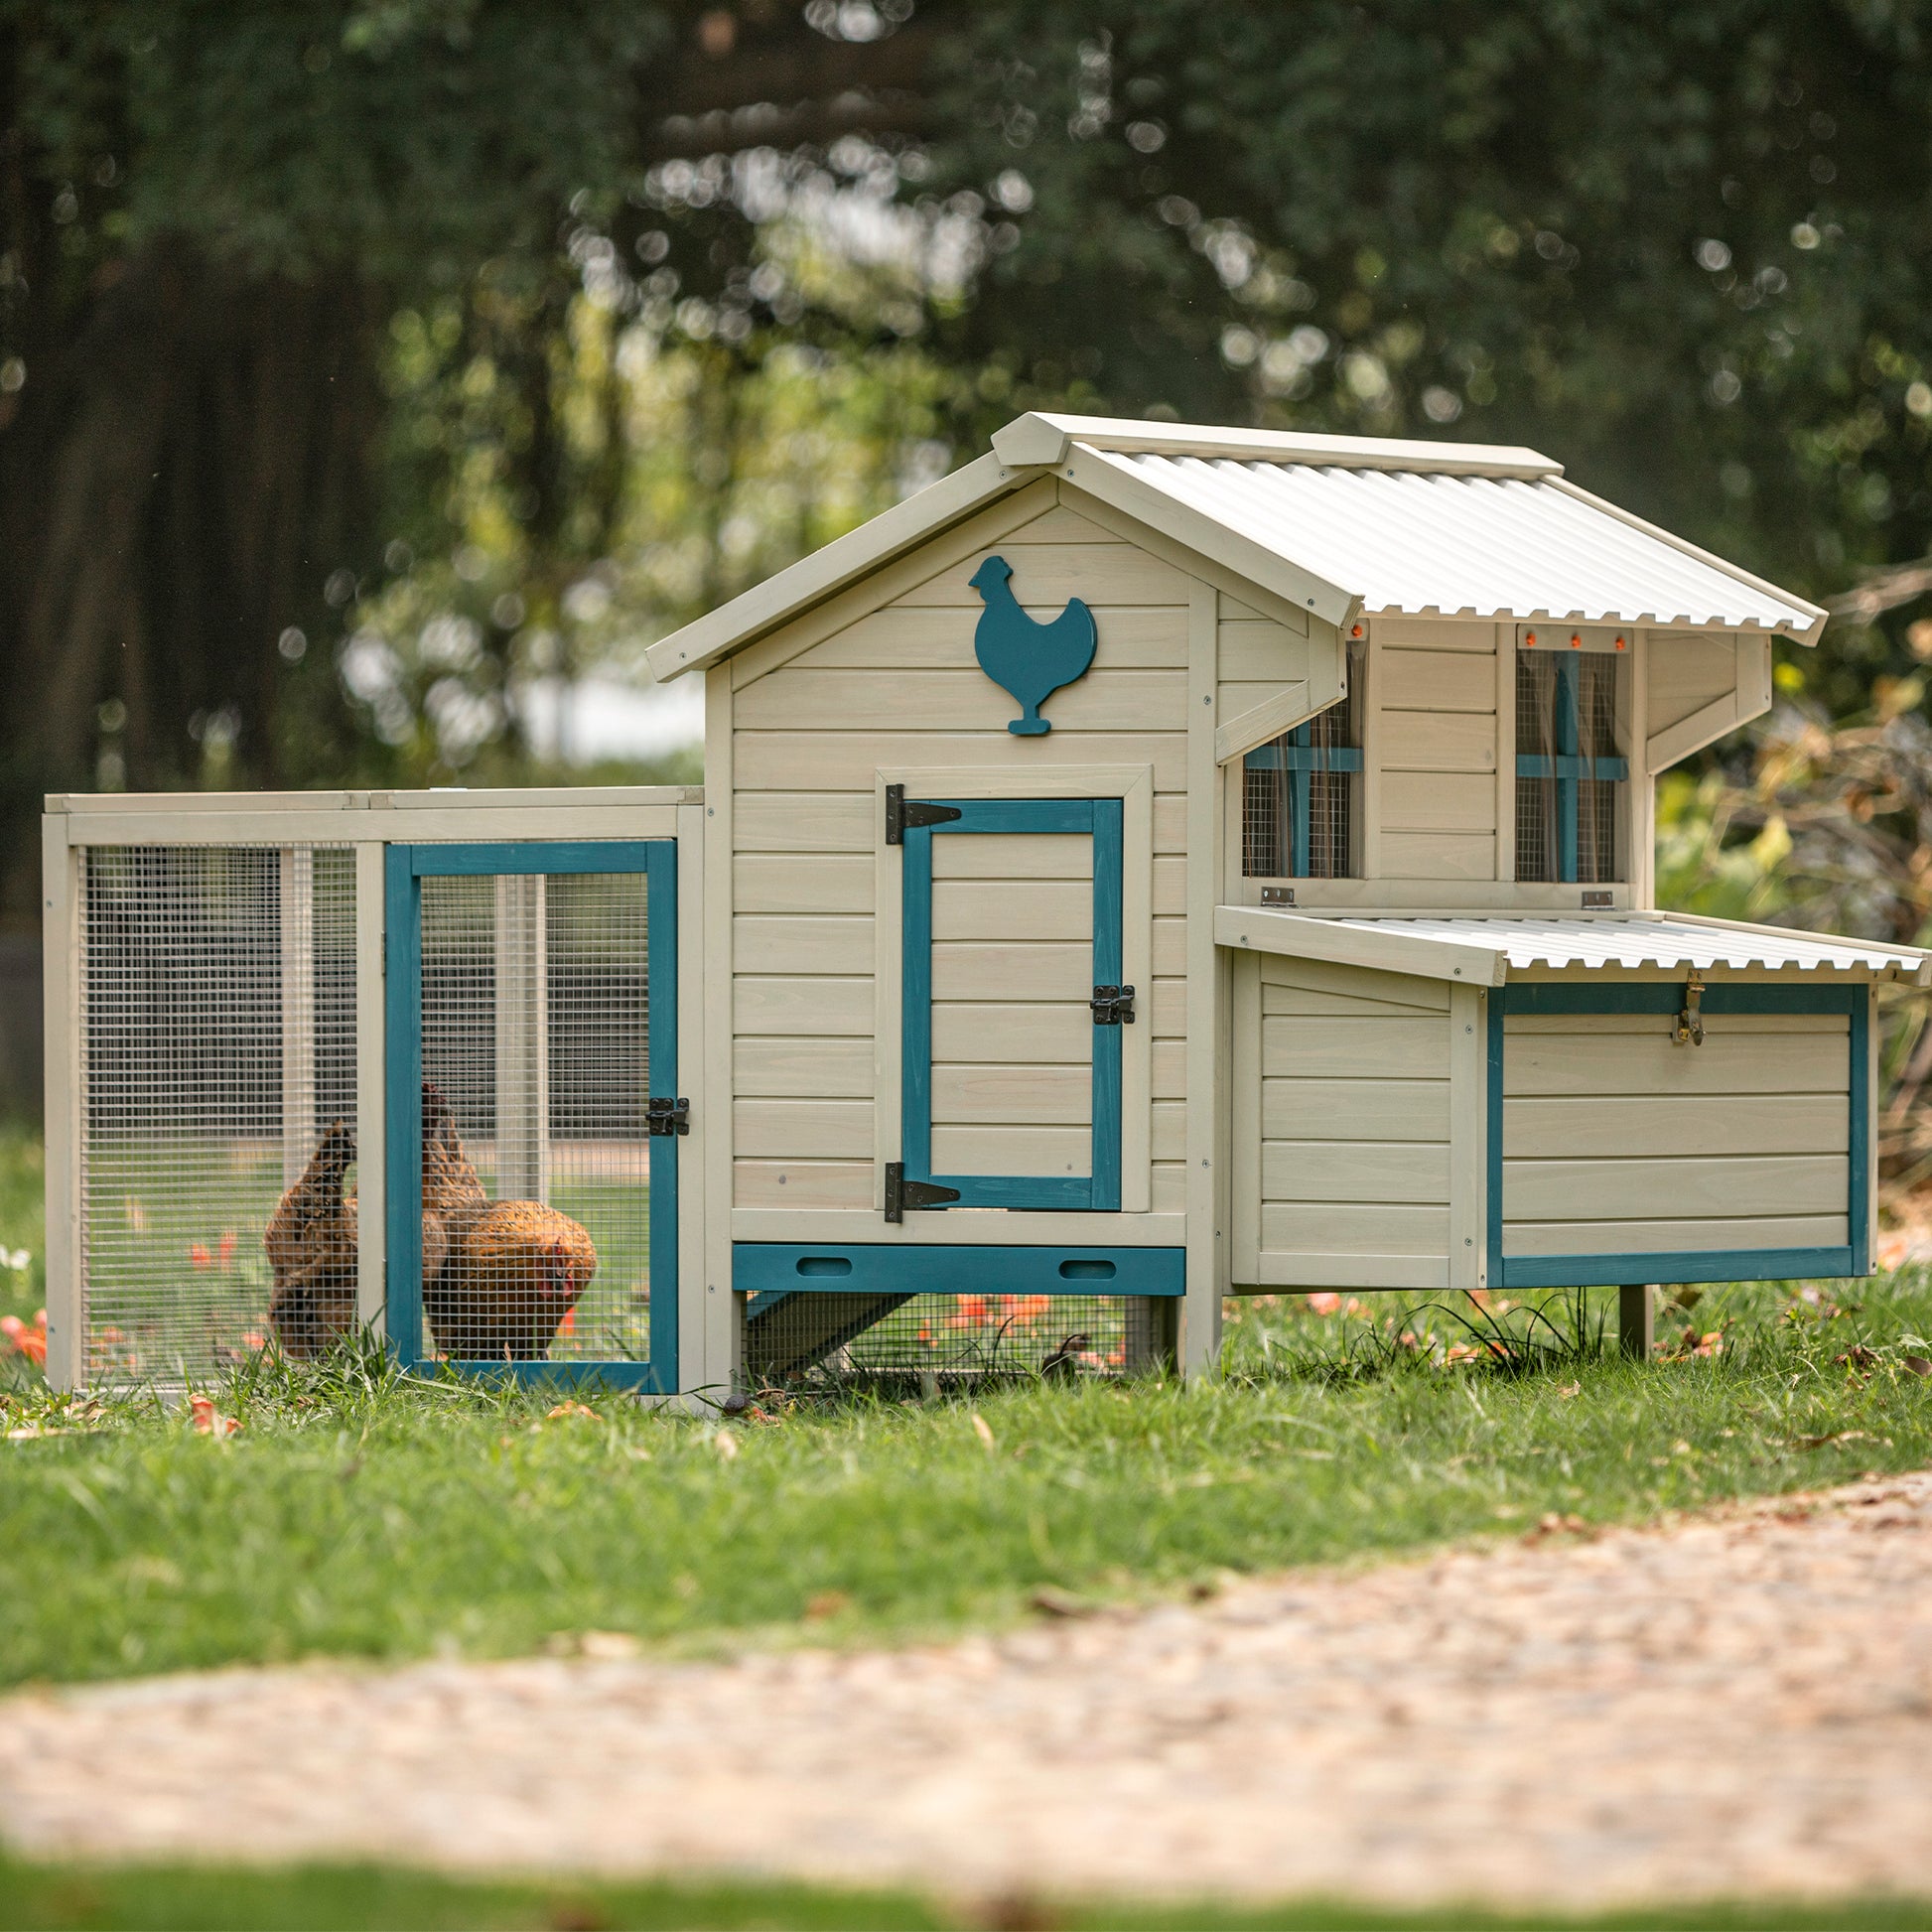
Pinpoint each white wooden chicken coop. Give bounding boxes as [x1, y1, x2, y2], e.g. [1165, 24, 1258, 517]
[42, 412, 1932, 1393]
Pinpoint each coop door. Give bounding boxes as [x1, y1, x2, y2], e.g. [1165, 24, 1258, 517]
[383, 842, 680, 1388]
[897, 796, 1123, 1213]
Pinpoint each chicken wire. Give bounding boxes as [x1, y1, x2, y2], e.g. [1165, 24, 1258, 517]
[1242, 695, 1358, 880]
[1515, 652, 1622, 884]
[78, 844, 356, 1383]
[417, 870, 649, 1363]
[745, 1290, 1174, 1389]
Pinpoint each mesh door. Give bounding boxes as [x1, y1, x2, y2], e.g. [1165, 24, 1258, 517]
[416, 869, 651, 1363]
[78, 845, 356, 1382]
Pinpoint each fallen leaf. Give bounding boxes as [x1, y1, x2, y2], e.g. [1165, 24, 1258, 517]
[1556, 1382, 1581, 1399]
[712, 1428, 739, 1461]
[971, 1411, 996, 1452]
[545, 1402, 598, 1422]
[189, 1395, 239, 1440]
[1029, 1586, 1095, 1619]
[1906, 1355, 1932, 1378]
[1835, 1346, 1879, 1370]
[804, 1589, 851, 1620]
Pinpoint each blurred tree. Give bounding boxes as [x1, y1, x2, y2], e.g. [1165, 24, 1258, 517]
[4, 0, 1932, 917]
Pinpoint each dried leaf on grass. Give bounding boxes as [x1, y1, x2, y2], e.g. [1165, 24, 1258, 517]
[189, 1395, 239, 1440]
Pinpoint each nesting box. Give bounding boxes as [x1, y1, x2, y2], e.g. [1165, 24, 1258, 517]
[42, 414, 1930, 1393]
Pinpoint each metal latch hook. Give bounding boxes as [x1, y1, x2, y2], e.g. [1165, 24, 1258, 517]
[1671, 971, 1706, 1047]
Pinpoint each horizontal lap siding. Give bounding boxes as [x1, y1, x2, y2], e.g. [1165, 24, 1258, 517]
[1500, 1011, 1852, 1258]
[1372, 621, 1500, 882]
[731, 497, 1190, 1211]
[1250, 955, 1454, 1279]
[1647, 635, 1738, 736]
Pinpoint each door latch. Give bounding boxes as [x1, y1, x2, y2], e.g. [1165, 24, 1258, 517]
[1090, 983, 1136, 1026]
[884, 1161, 960, 1221]
[1670, 972, 1706, 1047]
[646, 1096, 691, 1136]
[884, 784, 964, 844]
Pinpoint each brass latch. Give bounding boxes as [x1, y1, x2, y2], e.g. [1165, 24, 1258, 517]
[1671, 971, 1706, 1046]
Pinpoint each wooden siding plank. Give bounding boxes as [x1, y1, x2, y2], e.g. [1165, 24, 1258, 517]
[1378, 832, 1498, 882]
[1377, 711, 1499, 774]
[895, 541, 1191, 608]
[1505, 1033, 1850, 1097]
[735, 1160, 873, 1208]
[931, 1064, 1092, 1126]
[931, 1124, 1091, 1172]
[1647, 635, 1738, 736]
[1262, 1077, 1451, 1140]
[1378, 770, 1497, 835]
[734, 792, 874, 853]
[1502, 1213, 1848, 1257]
[931, 878, 1094, 943]
[1377, 647, 1497, 713]
[931, 834, 1091, 880]
[734, 914, 872, 975]
[791, 604, 1189, 672]
[1262, 1139, 1451, 1204]
[1369, 618, 1498, 651]
[1154, 1039, 1186, 1098]
[1257, 954, 1452, 1012]
[733, 853, 873, 913]
[1262, 983, 1453, 1020]
[734, 732, 1188, 791]
[1505, 1153, 1848, 1222]
[734, 1099, 874, 1159]
[1262, 1016, 1452, 1080]
[1150, 978, 1187, 1037]
[1153, 1099, 1184, 1160]
[932, 942, 1090, 1000]
[734, 667, 1187, 734]
[734, 976, 873, 1035]
[734, 1037, 873, 1097]
[1502, 1091, 1849, 1158]
[1261, 1201, 1450, 1256]
[1218, 621, 1315, 684]
[931, 1002, 1092, 1064]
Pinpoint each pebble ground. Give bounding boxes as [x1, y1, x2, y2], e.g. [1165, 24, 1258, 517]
[5, 1472, 1932, 1911]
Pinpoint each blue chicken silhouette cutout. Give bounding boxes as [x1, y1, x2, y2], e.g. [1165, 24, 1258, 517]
[968, 555, 1097, 735]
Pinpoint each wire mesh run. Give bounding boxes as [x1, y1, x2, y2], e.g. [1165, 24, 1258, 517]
[745, 1291, 1175, 1390]
[1242, 694, 1359, 879]
[1515, 652, 1623, 884]
[79, 844, 356, 1383]
[417, 871, 649, 1363]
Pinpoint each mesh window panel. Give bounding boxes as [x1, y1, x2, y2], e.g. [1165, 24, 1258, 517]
[1515, 655, 1558, 882]
[1242, 697, 1357, 880]
[1576, 656, 1621, 884]
[746, 1291, 1155, 1390]
[79, 845, 356, 1383]
[418, 870, 649, 1364]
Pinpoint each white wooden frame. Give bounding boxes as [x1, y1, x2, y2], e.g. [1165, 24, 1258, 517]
[42, 786, 707, 1396]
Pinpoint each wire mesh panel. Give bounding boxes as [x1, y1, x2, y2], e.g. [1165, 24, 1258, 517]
[1515, 651, 1624, 884]
[1242, 693, 1360, 879]
[78, 844, 356, 1382]
[746, 1290, 1157, 1389]
[414, 867, 653, 1365]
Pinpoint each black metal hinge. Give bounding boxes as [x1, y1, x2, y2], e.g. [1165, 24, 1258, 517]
[885, 784, 963, 844]
[646, 1096, 691, 1136]
[884, 1161, 960, 1221]
[1089, 983, 1137, 1027]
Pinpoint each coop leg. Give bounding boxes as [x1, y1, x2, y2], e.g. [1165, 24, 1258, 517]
[1618, 1284, 1655, 1361]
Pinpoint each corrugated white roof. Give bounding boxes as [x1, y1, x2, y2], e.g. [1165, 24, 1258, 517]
[1086, 448, 1824, 637]
[1338, 914, 1922, 977]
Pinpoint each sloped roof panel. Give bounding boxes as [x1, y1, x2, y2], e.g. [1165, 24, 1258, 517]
[1085, 450, 1825, 637]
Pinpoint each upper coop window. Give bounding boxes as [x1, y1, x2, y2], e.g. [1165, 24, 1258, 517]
[1514, 640, 1629, 884]
[1242, 689, 1363, 880]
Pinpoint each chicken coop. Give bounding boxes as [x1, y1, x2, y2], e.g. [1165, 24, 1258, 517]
[43, 412, 1932, 1395]
[41, 791, 707, 1393]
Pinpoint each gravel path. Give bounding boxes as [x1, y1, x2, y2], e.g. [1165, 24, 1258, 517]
[6, 1473, 1932, 1911]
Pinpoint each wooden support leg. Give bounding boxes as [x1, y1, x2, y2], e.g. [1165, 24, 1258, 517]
[1618, 1284, 1655, 1361]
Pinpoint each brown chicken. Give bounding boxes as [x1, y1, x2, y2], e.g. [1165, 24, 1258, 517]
[265, 1120, 359, 1360]
[418, 1080, 597, 1362]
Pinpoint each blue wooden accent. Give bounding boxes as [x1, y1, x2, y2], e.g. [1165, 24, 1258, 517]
[1244, 730, 1365, 877]
[1516, 756, 1631, 781]
[1485, 979, 1869, 1289]
[736, 1243, 1185, 1298]
[410, 841, 654, 878]
[898, 796, 1123, 1213]
[968, 554, 1098, 736]
[383, 845, 426, 1368]
[384, 839, 679, 1390]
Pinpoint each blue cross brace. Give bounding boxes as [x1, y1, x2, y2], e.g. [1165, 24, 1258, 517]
[1244, 725, 1365, 876]
[1515, 656, 1629, 882]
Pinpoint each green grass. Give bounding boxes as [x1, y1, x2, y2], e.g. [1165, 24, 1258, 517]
[4, 1268, 1932, 1687]
[5, 1855, 1932, 1932]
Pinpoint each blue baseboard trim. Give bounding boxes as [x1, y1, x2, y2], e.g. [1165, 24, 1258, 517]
[735, 1243, 1185, 1298]
[1498, 1245, 1859, 1289]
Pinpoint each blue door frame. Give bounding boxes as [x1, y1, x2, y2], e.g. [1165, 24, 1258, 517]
[383, 840, 679, 1389]
[1486, 981, 1869, 1288]
[901, 797, 1123, 1211]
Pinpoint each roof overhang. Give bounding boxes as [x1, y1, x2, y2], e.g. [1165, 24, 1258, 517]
[1214, 908, 1931, 987]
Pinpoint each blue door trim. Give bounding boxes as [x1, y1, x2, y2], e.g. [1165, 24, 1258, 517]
[900, 797, 1124, 1213]
[1486, 980, 1869, 1288]
[383, 840, 679, 1390]
[737, 1243, 1184, 1298]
